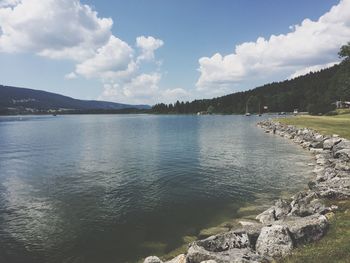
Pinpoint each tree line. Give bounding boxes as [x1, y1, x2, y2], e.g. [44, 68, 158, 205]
[152, 43, 350, 115]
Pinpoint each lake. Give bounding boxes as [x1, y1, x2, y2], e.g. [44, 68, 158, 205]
[0, 114, 312, 262]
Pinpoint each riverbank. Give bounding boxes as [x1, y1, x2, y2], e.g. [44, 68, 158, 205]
[143, 117, 350, 263]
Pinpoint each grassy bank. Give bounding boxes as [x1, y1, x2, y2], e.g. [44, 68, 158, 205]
[278, 112, 350, 263]
[278, 111, 350, 139]
[281, 200, 350, 263]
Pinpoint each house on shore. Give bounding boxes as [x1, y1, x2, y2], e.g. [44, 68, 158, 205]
[335, 101, 350, 109]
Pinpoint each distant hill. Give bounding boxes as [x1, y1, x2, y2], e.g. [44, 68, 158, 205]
[152, 60, 350, 115]
[0, 85, 150, 114]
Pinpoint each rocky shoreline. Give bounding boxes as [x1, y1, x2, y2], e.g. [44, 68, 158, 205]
[143, 119, 350, 263]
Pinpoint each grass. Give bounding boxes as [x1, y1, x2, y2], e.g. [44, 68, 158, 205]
[281, 200, 350, 263]
[277, 112, 350, 263]
[278, 112, 350, 139]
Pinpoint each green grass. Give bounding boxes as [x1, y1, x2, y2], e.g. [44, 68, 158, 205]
[278, 113, 350, 139]
[281, 201, 350, 263]
[277, 113, 350, 262]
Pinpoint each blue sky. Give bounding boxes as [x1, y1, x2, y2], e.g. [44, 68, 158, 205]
[0, 0, 348, 105]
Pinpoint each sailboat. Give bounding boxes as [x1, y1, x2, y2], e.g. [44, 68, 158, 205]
[245, 102, 250, 116]
[258, 102, 262, 116]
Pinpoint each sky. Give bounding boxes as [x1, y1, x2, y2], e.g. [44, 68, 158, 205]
[0, 0, 349, 105]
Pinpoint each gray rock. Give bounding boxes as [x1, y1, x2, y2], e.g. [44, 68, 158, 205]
[310, 140, 324, 149]
[195, 231, 250, 252]
[186, 245, 267, 263]
[334, 149, 350, 162]
[274, 199, 291, 219]
[276, 214, 328, 245]
[314, 177, 350, 199]
[316, 167, 337, 182]
[255, 225, 294, 258]
[323, 138, 342, 150]
[256, 207, 276, 224]
[186, 230, 268, 263]
[289, 191, 327, 216]
[233, 223, 263, 249]
[332, 139, 350, 153]
[144, 256, 163, 263]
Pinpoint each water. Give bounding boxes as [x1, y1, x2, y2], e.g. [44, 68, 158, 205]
[0, 114, 312, 263]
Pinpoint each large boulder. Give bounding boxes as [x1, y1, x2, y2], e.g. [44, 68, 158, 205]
[186, 231, 267, 263]
[186, 245, 266, 263]
[323, 138, 342, 150]
[288, 191, 327, 217]
[315, 167, 337, 182]
[233, 222, 263, 249]
[255, 225, 294, 258]
[195, 231, 250, 252]
[275, 214, 329, 245]
[314, 177, 350, 199]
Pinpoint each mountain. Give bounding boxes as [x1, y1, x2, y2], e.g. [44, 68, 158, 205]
[0, 85, 150, 114]
[152, 60, 350, 115]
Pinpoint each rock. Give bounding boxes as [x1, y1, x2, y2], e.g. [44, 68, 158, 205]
[234, 223, 263, 249]
[310, 148, 324, 153]
[276, 214, 328, 245]
[314, 134, 325, 142]
[144, 256, 163, 263]
[333, 139, 350, 153]
[166, 254, 186, 263]
[310, 141, 324, 149]
[255, 225, 294, 258]
[315, 167, 337, 182]
[186, 245, 267, 263]
[314, 177, 350, 199]
[274, 199, 291, 219]
[195, 231, 250, 252]
[256, 207, 276, 224]
[334, 149, 350, 162]
[200, 261, 217, 263]
[186, 230, 268, 263]
[288, 191, 327, 217]
[323, 138, 342, 150]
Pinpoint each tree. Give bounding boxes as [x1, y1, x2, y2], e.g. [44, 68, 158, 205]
[207, 105, 215, 114]
[339, 42, 350, 61]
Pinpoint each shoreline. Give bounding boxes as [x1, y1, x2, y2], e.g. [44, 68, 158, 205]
[143, 118, 350, 263]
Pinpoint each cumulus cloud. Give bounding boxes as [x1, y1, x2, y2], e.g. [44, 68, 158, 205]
[99, 74, 190, 105]
[196, 0, 350, 92]
[0, 0, 181, 104]
[0, 0, 112, 60]
[75, 36, 134, 79]
[136, 36, 164, 62]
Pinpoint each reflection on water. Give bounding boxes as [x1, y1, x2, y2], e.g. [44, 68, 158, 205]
[0, 115, 313, 262]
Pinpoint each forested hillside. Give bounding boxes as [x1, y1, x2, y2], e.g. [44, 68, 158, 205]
[0, 85, 150, 115]
[152, 52, 350, 115]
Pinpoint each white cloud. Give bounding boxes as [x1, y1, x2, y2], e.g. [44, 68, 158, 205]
[0, 0, 112, 61]
[64, 72, 77, 80]
[136, 36, 164, 62]
[75, 36, 134, 79]
[289, 61, 339, 79]
[0, 0, 20, 7]
[0, 0, 175, 104]
[98, 74, 190, 105]
[196, 0, 350, 92]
